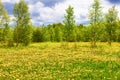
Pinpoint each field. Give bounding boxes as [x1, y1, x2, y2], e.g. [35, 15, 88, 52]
[0, 42, 120, 80]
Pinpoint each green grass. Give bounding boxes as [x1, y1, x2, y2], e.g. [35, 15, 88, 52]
[0, 42, 120, 80]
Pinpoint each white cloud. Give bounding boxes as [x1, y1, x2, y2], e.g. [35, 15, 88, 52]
[29, 0, 95, 25]
[101, 0, 120, 19]
[9, 15, 15, 25]
[2, 0, 120, 25]
[30, 0, 120, 25]
[2, 0, 19, 3]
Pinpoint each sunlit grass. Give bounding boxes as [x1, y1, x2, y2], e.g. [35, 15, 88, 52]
[0, 42, 120, 79]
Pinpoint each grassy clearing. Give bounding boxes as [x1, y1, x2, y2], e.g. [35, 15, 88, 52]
[0, 42, 120, 80]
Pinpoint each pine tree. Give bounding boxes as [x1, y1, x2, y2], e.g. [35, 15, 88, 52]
[13, 0, 32, 46]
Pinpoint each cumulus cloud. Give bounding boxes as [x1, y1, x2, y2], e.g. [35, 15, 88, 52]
[27, 0, 64, 7]
[2, 0, 120, 26]
[101, 0, 120, 19]
[29, 0, 94, 25]
[28, 0, 120, 25]
[2, 0, 19, 3]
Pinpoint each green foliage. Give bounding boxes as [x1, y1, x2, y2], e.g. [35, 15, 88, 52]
[54, 23, 63, 42]
[89, 0, 102, 47]
[0, 0, 10, 42]
[0, 0, 120, 46]
[32, 27, 44, 42]
[116, 20, 120, 42]
[0, 0, 10, 27]
[97, 22, 107, 42]
[22, 25, 33, 46]
[3, 24, 13, 46]
[42, 27, 51, 42]
[13, 0, 32, 46]
[89, 0, 102, 23]
[3, 24, 10, 42]
[76, 24, 90, 42]
[0, 28, 3, 41]
[105, 6, 118, 45]
[48, 25, 55, 42]
[83, 25, 93, 42]
[63, 5, 76, 42]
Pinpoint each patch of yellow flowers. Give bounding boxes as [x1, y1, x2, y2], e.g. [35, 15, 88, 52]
[0, 42, 120, 79]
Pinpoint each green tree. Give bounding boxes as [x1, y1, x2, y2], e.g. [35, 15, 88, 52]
[0, 0, 10, 26]
[105, 6, 118, 45]
[76, 24, 85, 42]
[63, 5, 76, 42]
[13, 0, 32, 46]
[22, 25, 32, 46]
[89, 0, 102, 47]
[97, 22, 107, 42]
[54, 23, 63, 42]
[0, 0, 10, 42]
[83, 25, 94, 42]
[116, 20, 120, 42]
[42, 27, 50, 42]
[48, 25, 55, 42]
[32, 27, 44, 42]
[3, 24, 13, 46]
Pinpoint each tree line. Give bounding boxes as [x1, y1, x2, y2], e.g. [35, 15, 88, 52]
[0, 0, 120, 47]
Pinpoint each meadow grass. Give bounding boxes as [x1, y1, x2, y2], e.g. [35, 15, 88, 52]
[0, 42, 120, 80]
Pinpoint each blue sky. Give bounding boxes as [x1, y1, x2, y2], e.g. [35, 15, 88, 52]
[2, 0, 120, 26]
